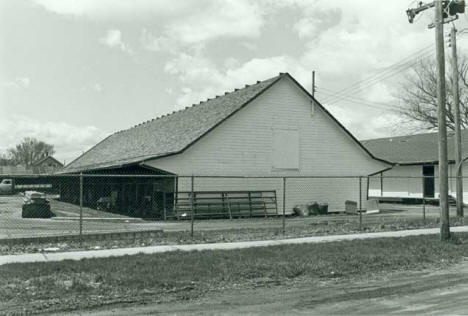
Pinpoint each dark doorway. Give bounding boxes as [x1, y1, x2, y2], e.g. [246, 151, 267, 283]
[423, 165, 435, 198]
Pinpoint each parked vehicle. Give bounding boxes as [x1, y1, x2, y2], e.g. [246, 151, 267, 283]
[0, 178, 14, 194]
[0, 178, 52, 195]
[22, 191, 55, 218]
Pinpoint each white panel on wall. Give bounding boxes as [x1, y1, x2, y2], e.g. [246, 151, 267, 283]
[272, 129, 299, 169]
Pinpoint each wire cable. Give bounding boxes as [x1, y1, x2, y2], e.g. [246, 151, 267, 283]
[321, 44, 434, 103]
[322, 48, 435, 105]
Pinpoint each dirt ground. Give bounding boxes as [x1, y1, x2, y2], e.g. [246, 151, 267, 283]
[60, 259, 468, 316]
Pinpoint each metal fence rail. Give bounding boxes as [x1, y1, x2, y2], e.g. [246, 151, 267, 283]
[0, 173, 465, 245]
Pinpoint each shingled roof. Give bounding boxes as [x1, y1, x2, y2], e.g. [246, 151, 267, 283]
[32, 155, 64, 167]
[361, 130, 468, 165]
[63, 72, 389, 173]
[63, 74, 283, 173]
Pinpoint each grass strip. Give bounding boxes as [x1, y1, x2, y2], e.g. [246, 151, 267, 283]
[0, 233, 467, 314]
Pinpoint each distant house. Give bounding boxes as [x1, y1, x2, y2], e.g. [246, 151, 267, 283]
[362, 130, 468, 200]
[61, 73, 391, 218]
[32, 155, 64, 174]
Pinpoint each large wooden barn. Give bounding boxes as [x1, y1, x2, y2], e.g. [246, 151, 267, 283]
[61, 73, 391, 218]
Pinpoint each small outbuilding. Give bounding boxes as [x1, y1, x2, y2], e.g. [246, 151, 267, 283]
[363, 130, 468, 201]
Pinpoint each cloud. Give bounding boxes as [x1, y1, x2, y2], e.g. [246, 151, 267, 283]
[140, 29, 175, 52]
[164, 53, 307, 107]
[0, 115, 109, 163]
[3, 77, 30, 90]
[27, 0, 451, 143]
[293, 7, 342, 39]
[91, 83, 102, 93]
[138, 1, 264, 53]
[164, 0, 263, 45]
[99, 29, 132, 54]
[81, 83, 103, 93]
[31, 0, 193, 19]
[34, 0, 265, 53]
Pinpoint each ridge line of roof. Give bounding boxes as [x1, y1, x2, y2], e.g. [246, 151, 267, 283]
[113, 74, 281, 135]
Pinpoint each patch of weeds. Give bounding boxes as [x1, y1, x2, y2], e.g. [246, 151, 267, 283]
[280, 262, 308, 279]
[447, 233, 463, 245]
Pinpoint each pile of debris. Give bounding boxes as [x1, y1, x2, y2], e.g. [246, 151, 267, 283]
[293, 202, 328, 216]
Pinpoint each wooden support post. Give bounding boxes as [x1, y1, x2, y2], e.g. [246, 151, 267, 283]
[423, 197, 426, 223]
[226, 193, 232, 220]
[366, 176, 369, 201]
[190, 175, 195, 238]
[79, 173, 83, 246]
[282, 177, 286, 235]
[248, 191, 252, 218]
[380, 172, 383, 197]
[359, 176, 363, 231]
[162, 191, 167, 221]
[274, 190, 278, 215]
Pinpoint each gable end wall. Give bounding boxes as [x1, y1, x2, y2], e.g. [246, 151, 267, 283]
[145, 77, 389, 212]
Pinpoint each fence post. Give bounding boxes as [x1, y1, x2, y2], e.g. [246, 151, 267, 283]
[190, 175, 195, 238]
[359, 176, 362, 231]
[282, 177, 286, 235]
[79, 172, 83, 246]
[423, 197, 426, 224]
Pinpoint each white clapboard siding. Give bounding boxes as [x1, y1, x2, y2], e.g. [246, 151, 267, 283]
[146, 77, 389, 213]
[369, 165, 423, 198]
[373, 164, 468, 202]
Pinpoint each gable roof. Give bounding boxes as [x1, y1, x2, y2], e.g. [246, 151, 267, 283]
[361, 130, 468, 165]
[32, 156, 64, 167]
[63, 73, 390, 173]
[63, 74, 282, 173]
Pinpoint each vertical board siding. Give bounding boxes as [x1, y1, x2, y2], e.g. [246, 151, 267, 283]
[146, 77, 389, 213]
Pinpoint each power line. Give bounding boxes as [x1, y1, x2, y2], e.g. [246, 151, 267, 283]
[321, 44, 435, 104]
[316, 89, 396, 111]
[322, 47, 434, 103]
[323, 51, 435, 105]
[318, 87, 395, 106]
[323, 27, 465, 106]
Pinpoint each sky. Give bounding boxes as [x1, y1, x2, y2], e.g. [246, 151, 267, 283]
[1, 0, 468, 164]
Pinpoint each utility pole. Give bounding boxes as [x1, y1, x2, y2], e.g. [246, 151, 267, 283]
[312, 71, 316, 97]
[406, 0, 466, 240]
[435, 0, 450, 240]
[450, 26, 464, 218]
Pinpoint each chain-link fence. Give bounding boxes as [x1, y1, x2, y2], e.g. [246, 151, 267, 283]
[0, 173, 465, 247]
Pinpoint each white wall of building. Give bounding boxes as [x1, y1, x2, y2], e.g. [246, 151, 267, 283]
[144, 77, 390, 213]
[369, 164, 468, 202]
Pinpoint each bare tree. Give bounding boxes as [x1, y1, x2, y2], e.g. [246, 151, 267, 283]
[7, 137, 55, 166]
[0, 153, 12, 166]
[395, 55, 468, 131]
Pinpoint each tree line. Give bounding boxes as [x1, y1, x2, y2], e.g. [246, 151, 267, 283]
[0, 138, 55, 167]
